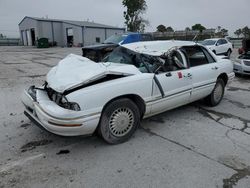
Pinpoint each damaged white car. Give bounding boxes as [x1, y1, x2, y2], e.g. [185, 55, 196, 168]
[22, 41, 234, 144]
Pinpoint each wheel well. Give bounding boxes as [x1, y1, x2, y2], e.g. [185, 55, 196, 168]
[102, 94, 146, 119]
[218, 73, 228, 85]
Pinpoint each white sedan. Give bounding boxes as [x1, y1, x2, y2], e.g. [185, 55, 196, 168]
[22, 41, 234, 144]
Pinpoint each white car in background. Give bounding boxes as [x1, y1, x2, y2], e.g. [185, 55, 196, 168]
[22, 41, 234, 144]
[202, 38, 233, 57]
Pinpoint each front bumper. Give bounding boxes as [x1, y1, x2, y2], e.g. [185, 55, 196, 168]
[234, 63, 250, 75]
[21, 88, 101, 136]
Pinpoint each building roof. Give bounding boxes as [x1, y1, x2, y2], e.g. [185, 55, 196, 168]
[19, 16, 125, 30]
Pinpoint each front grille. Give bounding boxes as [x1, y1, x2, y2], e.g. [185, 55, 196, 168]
[243, 60, 250, 66]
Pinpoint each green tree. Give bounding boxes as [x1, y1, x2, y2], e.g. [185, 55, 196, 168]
[0, 33, 4, 39]
[221, 28, 228, 36]
[234, 29, 242, 38]
[185, 27, 191, 32]
[157, 25, 167, 32]
[242, 26, 250, 38]
[122, 0, 148, 32]
[166, 26, 174, 32]
[191, 24, 206, 32]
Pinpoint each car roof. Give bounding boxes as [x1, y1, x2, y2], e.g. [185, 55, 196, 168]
[122, 40, 197, 56]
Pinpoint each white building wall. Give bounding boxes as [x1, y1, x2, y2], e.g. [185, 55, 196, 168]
[106, 29, 125, 39]
[38, 21, 53, 42]
[52, 22, 63, 46]
[84, 28, 105, 46]
[62, 23, 83, 46]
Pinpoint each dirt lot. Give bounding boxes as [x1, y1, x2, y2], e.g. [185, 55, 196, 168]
[0, 46, 250, 188]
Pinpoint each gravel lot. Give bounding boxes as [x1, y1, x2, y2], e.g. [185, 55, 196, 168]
[0, 46, 250, 188]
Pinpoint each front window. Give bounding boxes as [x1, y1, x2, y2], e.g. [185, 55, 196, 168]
[103, 46, 163, 73]
[103, 34, 128, 45]
[202, 40, 216, 46]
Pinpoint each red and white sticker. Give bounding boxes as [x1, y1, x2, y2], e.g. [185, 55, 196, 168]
[177, 72, 183, 79]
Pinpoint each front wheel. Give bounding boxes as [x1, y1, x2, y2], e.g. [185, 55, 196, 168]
[205, 78, 225, 106]
[98, 98, 140, 144]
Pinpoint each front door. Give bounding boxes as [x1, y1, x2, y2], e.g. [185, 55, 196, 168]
[150, 50, 192, 115]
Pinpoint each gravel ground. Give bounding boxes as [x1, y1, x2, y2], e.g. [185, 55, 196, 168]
[0, 46, 250, 188]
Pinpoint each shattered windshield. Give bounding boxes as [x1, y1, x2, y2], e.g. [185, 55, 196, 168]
[202, 40, 217, 46]
[103, 34, 128, 44]
[102, 46, 163, 73]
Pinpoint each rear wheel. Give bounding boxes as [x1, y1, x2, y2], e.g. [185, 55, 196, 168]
[205, 78, 225, 106]
[98, 98, 140, 144]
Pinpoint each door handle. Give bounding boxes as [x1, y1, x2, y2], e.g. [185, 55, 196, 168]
[212, 66, 218, 70]
[184, 73, 192, 78]
[165, 72, 172, 77]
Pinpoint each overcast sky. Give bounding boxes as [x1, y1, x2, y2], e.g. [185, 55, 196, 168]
[0, 0, 249, 37]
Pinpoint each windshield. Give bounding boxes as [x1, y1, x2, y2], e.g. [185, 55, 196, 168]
[202, 40, 216, 46]
[103, 34, 128, 44]
[103, 46, 163, 73]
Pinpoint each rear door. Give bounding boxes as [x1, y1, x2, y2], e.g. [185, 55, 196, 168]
[150, 50, 192, 115]
[182, 46, 219, 102]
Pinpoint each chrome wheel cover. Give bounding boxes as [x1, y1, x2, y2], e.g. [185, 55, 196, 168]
[214, 83, 223, 103]
[109, 108, 134, 137]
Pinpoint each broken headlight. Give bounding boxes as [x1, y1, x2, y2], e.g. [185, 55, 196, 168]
[60, 96, 81, 111]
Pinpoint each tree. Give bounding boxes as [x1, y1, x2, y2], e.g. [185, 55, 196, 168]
[191, 24, 206, 32]
[0, 33, 4, 39]
[157, 25, 167, 32]
[185, 27, 191, 32]
[221, 28, 228, 36]
[242, 26, 250, 38]
[166, 26, 174, 32]
[234, 29, 242, 38]
[122, 0, 148, 32]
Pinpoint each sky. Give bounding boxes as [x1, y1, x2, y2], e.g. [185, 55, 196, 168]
[0, 0, 249, 37]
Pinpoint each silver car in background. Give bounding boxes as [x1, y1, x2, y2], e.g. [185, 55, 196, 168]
[234, 52, 250, 75]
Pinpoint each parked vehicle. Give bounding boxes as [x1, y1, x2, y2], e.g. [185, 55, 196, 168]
[22, 41, 234, 144]
[238, 38, 250, 55]
[202, 38, 233, 57]
[82, 33, 153, 62]
[234, 39, 250, 75]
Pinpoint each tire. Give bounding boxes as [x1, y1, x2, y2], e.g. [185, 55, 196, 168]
[98, 98, 140, 144]
[205, 78, 225, 106]
[226, 49, 232, 58]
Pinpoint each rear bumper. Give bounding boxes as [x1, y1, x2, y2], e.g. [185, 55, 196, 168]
[22, 88, 100, 136]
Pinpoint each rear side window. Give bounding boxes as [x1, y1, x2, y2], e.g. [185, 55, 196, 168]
[182, 46, 210, 67]
[201, 47, 216, 63]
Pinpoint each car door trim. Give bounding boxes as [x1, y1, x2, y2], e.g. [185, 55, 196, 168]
[145, 88, 192, 104]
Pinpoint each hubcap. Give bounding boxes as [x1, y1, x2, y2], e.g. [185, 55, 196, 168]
[214, 83, 223, 103]
[109, 108, 134, 137]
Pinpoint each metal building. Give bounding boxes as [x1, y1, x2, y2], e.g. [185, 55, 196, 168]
[19, 16, 125, 47]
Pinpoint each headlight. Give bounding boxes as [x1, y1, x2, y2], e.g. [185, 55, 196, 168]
[234, 59, 242, 64]
[60, 96, 81, 111]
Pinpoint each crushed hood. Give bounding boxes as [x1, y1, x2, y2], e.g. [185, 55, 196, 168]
[46, 54, 141, 93]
